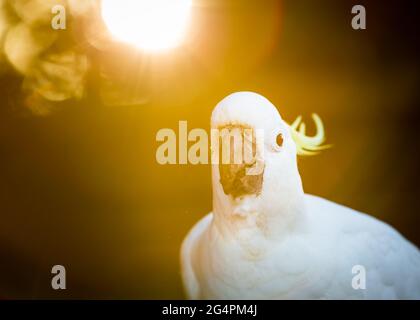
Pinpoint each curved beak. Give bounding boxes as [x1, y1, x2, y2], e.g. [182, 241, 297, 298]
[216, 124, 265, 199]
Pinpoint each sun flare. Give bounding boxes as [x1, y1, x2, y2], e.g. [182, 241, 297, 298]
[101, 0, 193, 52]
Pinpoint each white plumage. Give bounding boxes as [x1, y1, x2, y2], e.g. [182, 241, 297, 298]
[181, 91, 420, 299]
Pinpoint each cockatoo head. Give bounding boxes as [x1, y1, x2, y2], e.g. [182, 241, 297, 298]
[211, 92, 328, 235]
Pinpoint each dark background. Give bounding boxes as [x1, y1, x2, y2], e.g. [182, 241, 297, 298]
[0, 0, 419, 298]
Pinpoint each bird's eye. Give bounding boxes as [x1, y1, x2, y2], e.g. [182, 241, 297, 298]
[276, 133, 284, 147]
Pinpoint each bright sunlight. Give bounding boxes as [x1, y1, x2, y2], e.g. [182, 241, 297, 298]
[101, 0, 193, 52]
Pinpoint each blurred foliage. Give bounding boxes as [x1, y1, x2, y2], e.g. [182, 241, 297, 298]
[0, 0, 97, 114]
[0, 0, 283, 114]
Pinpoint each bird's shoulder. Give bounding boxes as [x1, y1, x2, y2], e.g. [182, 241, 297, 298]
[304, 194, 420, 298]
[180, 213, 213, 299]
[304, 193, 398, 234]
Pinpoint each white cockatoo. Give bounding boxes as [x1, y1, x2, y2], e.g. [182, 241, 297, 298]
[181, 91, 420, 299]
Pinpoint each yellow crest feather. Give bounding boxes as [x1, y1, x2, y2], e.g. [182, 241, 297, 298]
[289, 113, 332, 156]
